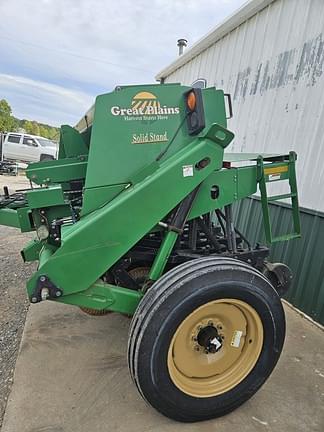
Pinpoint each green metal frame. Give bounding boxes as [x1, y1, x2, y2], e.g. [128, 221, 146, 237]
[0, 208, 20, 228]
[149, 231, 178, 281]
[27, 124, 227, 301]
[26, 156, 87, 186]
[0, 83, 301, 316]
[56, 281, 143, 315]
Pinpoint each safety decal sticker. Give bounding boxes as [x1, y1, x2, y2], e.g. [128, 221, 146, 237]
[231, 330, 243, 348]
[182, 165, 194, 177]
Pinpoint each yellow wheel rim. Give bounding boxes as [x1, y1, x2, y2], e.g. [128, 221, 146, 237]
[167, 299, 264, 398]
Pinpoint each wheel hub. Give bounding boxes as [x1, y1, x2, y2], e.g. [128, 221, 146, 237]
[197, 325, 223, 353]
[167, 299, 264, 397]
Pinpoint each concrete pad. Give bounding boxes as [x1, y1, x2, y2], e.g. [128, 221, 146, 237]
[2, 302, 324, 432]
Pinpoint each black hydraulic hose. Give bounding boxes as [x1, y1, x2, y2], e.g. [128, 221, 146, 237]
[155, 113, 189, 162]
[169, 185, 201, 233]
[225, 205, 236, 252]
[215, 209, 226, 236]
[217, 208, 251, 250]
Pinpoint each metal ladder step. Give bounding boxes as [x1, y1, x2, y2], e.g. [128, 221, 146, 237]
[257, 152, 301, 245]
[267, 192, 297, 202]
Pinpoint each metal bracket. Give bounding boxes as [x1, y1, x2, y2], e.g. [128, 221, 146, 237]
[30, 275, 63, 303]
[111, 259, 141, 290]
[263, 262, 293, 297]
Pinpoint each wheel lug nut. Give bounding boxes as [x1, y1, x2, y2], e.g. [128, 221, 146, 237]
[208, 321, 214, 326]
[195, 346, 200, 351]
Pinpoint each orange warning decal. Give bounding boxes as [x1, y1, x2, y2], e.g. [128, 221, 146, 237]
[264, 165, 288, 175]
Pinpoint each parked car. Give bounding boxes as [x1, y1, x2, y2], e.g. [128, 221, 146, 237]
[1, 132, 58, 163]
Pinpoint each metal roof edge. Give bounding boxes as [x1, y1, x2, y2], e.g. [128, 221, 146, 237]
[155, 0, 275, 81]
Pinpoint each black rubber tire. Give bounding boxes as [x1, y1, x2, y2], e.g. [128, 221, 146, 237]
[127, 257, 285, 422]
[40, 155, 54, 162]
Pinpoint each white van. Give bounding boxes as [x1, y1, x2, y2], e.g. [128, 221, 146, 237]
[2, 133, 58, 163]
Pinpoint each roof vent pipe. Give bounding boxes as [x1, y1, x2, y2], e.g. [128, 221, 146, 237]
[177, 38, 187, 56]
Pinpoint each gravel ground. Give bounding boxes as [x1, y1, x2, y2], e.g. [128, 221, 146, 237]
[0, 174, 35, 429]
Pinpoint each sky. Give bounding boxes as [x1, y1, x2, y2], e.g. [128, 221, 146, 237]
[0, 0, 247, 127]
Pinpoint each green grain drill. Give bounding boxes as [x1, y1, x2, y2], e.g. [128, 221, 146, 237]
[0, 83, 301, 422]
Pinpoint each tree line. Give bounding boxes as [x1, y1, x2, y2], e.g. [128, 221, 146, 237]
[0, 98, 60, 140]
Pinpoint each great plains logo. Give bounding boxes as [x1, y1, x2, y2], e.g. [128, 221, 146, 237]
[110, 91, 180, 121]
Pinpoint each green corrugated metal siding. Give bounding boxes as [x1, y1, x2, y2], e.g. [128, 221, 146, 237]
[233, 197, 324, 325]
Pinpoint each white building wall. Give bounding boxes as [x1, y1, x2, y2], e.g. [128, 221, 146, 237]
[162, 0, 324, 212]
